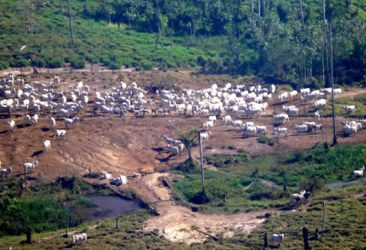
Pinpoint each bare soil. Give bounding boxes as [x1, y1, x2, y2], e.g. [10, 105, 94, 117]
[0, 69, 365, 244]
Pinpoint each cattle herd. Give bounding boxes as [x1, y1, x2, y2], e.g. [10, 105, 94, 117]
[0, 72, 365, 176]
[0, 72, 365, 245]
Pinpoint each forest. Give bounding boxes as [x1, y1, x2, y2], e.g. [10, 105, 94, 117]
[1, 0, 366, 87]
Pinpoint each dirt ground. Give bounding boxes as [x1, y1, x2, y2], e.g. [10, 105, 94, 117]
[0, 69, 365, 244]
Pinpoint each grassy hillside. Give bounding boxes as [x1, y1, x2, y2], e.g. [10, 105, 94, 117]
[1, 0, 366, 86]
[173, 144, 366, 213]
[0, 183, 364, 249]
[0, 1, 211, 71]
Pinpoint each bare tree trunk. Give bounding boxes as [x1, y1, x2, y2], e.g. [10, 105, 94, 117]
[323, 0, 330, 88]
[251, 0, 254, 13]
[66, 0, 74, 44]
[329, 22, 337, 145]
[299, 0, 306, 85]
[199, 132, 206, 196]
[258, 0, 261, 17]
[322, 51, 326, 87]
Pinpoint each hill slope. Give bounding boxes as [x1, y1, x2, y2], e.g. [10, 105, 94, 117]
[0, 0, 366, 86]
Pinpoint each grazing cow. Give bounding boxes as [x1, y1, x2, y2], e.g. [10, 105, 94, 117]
[0, 166, 13, 178]
[273, 127, 288, 136]
[44, 140, 51, 151]
[273, 113, 289, 125]
[272, 233, 285, 245]
[31, 114, 39, 124]
[73, 233, 87, 244]
[343, 105, 356, 114]
[56, 129, 67, 137]
[315, 99, 327, 110]
[24, 161, 39, 174]
[49, 117, 56, 129]
[291, 190, 307, 203]
[8, 120, 15, 131]
[353, 166, 365, 179]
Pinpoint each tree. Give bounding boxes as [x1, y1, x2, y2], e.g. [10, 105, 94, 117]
[178, 128, 198, 161]
[23, 0, 41, 34]
[66, 0, 74, 44]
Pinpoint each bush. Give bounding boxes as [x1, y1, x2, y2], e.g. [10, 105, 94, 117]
[257, 136, 278, 146]
[196, 55, 207, 67]
[9, 58, 29, 67]
[47, 57, 64, 68]
[32, 57, 46, 67]
[70, 57, 85, 69]
[0, 198, 68, 236]
[175, 158, 200, 173]
[0, 60, 9, 69]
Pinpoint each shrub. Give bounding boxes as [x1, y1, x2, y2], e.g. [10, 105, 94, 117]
[47, 57, 64, 68]
[257, 136, 278, 146]
[32, 57, 46, 67]
[70, 57, 85, 69]
[0, 60, 9, 69]
[175, 158, 200, 173]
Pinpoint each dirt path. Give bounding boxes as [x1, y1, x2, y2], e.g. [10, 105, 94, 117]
[137, 173, 275, 245]
[341, 88, 366, 98]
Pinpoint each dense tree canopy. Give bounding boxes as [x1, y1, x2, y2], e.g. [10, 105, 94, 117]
[0, 0, 365, 87]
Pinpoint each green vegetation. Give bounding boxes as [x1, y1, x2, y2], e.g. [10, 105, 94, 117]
[1, 0, 366, 87]
[0, 177, 113, 236]
[320, 95, 366, 117]
[173, 144, 366, 212]
[1, 183, 364, 249]
[256, 135, 279, 146]
[226, 182, 366, 249]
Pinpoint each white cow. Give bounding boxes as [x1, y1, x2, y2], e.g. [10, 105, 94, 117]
[49, 117, 57, 129]
[73, 233, 87, 244]
[343, 105, 356, 114]
[24, 160, 39, 173]
[315, 99, 327, 109]
[8, 120, 15, 131]
[353, 166, 365, 178]
[56, 129, 67, 137]
[44, 140, 51, 151]
[272, 233, 285, 245]
[291, 190, 307, 202]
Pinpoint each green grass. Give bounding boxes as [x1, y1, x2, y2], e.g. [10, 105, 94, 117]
[0, 0, 215, 70]
[0, 177, 113, 237]
[234, 182, 366, 250]
[173, 144, 366, 213]
[1, 183, 364, 250]
[320, 95, 366, 117]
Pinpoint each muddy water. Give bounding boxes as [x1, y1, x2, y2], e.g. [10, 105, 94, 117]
[87, 195, 142, 220]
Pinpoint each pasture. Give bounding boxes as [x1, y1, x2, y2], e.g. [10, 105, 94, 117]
[0, 69, 365, 248]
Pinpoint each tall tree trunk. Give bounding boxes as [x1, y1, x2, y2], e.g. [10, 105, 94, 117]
[199, 132, 206, 197]
[66, 0, 74, 44]
[251, 0, 254, 13]
[323, 0, 330, 87]
[298, 0, 305, 85]
[258, 0, 261, 17]
[329, 22, 337, 145]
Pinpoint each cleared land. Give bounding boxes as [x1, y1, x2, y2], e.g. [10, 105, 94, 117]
[0, 69, 365, 246]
